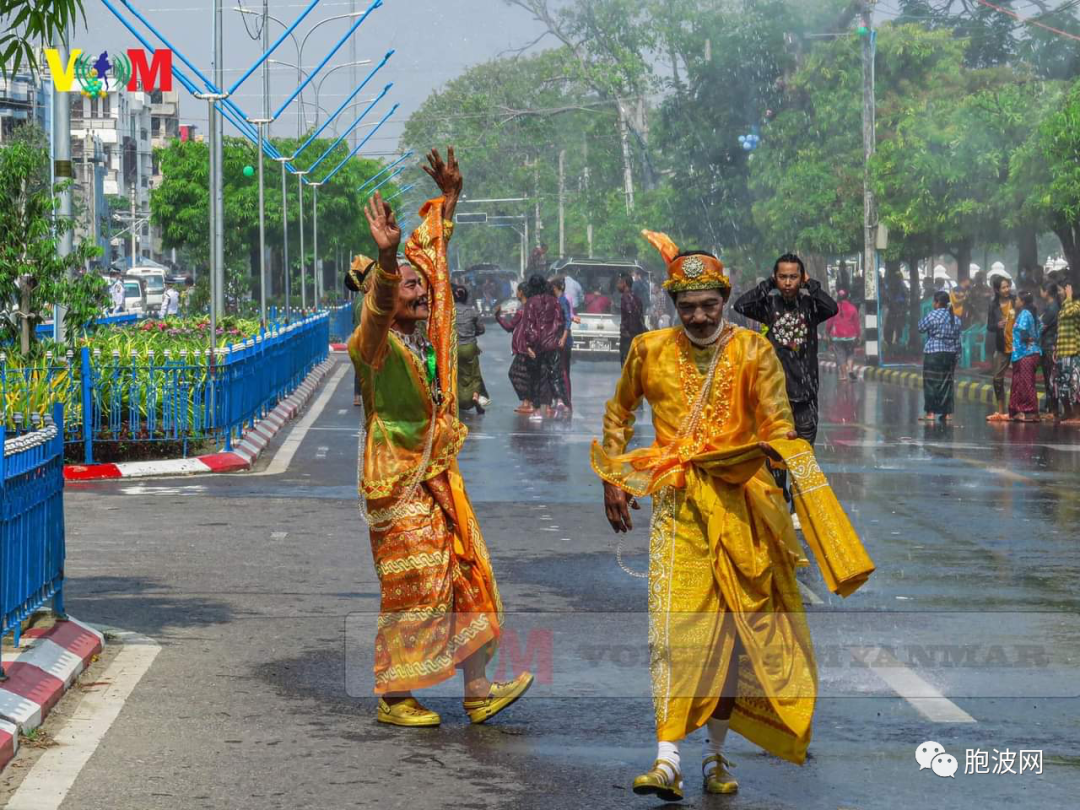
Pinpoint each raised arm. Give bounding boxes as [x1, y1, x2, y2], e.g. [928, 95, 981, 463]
[348, 193, 401, 367]
[495, 309, 522, 332]
[733, 278, 774, 324]
[804, 278, 839, 324]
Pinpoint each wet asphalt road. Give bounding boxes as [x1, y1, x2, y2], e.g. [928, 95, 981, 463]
[44, 329, 1080, 809]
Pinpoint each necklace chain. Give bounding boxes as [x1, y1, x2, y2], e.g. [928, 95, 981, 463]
[615, 325, 735, 579]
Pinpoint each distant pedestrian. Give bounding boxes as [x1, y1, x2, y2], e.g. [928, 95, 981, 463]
[562, 273, 584, 310]
[918, 291, 962, 422]
[617, 273, 646, 365]
[520, 274, 567, 420]
[985, 277, 1017, 422]
[1055, 281, 1080, 424]
[827, 289, 860, 380]
[552, 278, 578, 413]
[454, 285, 489, 414]
[584, 284, 612, 314]
[160, 279, 180, 318]
[495, 285, 532, 413]
[734, 254, 838, 515]
[633, 268, 651, 322]
[1008, 291, 1042, 423]
[1039, 281, 1062, 420]
[108, 269, 125, 313]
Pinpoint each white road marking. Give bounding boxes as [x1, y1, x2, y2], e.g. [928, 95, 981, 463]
[850, 646, 976, 724]
[271, 531, 288, 540]
[4, 627, 161, 810]
[256, 363, 349, 476]
[337, 409, 347, 415]
[315, 446, 329, 460]
[797, 581, 824, 605]
[119, 484, 206, 496]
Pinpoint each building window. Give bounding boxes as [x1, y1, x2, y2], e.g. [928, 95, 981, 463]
[102, 94, 110, 117]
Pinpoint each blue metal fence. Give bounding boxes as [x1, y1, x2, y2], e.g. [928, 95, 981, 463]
[0, 404, 65, 653]
[328, 303, 354, 344]
[1, 313, 330, 461]
[35, 311, 143, 339]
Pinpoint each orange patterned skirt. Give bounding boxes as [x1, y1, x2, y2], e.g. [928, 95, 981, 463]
[368, 465, 502, 694]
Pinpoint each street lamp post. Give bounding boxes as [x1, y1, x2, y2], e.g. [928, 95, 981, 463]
[295, 170, 308, 311]
[309, 181, 322, 305]
[249, 118, 272, 327]
[273, 157, 291, 322]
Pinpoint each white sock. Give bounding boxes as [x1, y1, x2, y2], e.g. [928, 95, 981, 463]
[656, 741, 681, 781]
[703, 718, 729, 774]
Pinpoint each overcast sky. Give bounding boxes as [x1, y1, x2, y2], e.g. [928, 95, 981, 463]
[76, 1, 550, 156]
[72, 0, 1056, 161]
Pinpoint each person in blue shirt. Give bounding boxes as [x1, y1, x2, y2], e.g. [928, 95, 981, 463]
[1008, 290, 1042, 422]
[918, 291, 962, 422]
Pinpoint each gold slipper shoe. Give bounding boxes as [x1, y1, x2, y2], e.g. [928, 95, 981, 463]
[463, 671, 534, 724]
[377, 697, 441, 727]
[703, 753, 738, 794]
[632, 759, 683, 802]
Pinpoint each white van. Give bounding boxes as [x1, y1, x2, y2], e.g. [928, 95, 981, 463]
[122, 276, 147, 315]
[126, 267, 166, 314]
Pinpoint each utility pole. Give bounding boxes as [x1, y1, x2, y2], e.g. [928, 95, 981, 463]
[558, 149, 566, 258]
[297, 172, 307, 311]
[83, 137, 93, 272]
[617, 100, 635, 215]
[129, 184, 137, 264]
[249, 0, 271, 326]
[860, 0, 879, 366]
[214, 0, 226, 318]
[349, 0, 358, 153]
[583, 132, 593, 257]
[53, 31, 73, 344]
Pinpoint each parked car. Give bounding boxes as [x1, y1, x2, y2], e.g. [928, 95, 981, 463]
[457, 264, 519, 320]
[126, 267, 166, 314]
[122, 275, 147, 315]
[550, 257, 649, 358]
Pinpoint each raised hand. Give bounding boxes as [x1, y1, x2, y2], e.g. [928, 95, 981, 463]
[422, 146, 463, 200]
[363, 192, 401, 255]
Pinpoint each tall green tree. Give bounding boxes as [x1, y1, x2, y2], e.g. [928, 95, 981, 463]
[0, 0, 86, 76]
[150, 136, 387, 297]
[0, 129, 104, 353]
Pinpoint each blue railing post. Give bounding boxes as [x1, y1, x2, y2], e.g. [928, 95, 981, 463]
[51, 402, 65, 619]
[80, 347, 94, 464]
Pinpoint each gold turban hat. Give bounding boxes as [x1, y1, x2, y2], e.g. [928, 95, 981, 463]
[641, 230, 730, 295]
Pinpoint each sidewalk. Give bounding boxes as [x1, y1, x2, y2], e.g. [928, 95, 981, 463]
[0, 617, 104, 772]
[821, 357, 1044, 407]
[64, 356, 336, 481]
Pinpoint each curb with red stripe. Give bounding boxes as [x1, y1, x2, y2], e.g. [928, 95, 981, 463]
[64, 357, 335, 481]
[0, 617, 104, 771]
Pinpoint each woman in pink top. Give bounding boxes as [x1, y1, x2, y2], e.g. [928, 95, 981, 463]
[827, 289, 861, 381]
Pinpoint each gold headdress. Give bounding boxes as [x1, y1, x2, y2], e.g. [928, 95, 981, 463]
[345, 253, 376, 294]
[641, 230, 730, 295]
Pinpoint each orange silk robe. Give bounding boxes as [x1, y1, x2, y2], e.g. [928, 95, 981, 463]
[592, 325, 873, 763]
[348, 198, 502, 695]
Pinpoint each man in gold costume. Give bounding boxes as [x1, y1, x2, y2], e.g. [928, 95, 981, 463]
[592, 231, 874, 801]
[348, 148, 532, 728]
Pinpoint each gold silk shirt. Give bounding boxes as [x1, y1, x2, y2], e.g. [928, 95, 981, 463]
[592, 325, 873, 762]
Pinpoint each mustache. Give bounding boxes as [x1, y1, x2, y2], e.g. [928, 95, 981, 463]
[410, 297, 429, 309]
